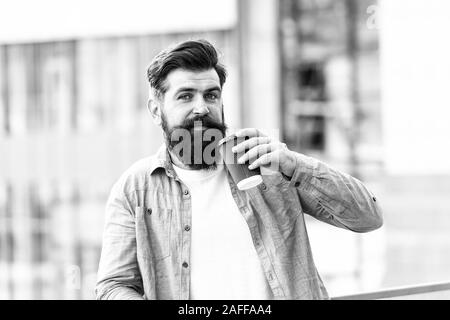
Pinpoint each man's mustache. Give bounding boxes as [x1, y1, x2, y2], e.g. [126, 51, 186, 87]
[173, 115, 227, 132]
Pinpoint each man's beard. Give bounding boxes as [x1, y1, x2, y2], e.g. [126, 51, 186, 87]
[161, 112, 228, 170]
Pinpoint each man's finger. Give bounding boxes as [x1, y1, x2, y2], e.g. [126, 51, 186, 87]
[248, 152, 274, 170]
[249, 149, 284, 171]
[238, 143, 275, 164]
[234, 128, 265, 139]
[232, 136, 271, 154]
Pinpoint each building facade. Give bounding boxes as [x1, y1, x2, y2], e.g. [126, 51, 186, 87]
[0, 0, 389, 299]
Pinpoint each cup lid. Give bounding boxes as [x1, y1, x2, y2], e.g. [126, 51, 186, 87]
[236, 175, 263, 191]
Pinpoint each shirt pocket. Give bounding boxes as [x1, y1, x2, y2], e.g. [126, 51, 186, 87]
[135, 206, 172, 261]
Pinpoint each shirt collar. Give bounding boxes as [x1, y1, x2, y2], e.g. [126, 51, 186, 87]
[149, 143, 176, 177]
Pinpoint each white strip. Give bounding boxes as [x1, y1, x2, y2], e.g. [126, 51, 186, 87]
[0, 0, 237, 44]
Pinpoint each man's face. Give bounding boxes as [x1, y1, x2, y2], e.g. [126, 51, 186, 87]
[157, 68, 227, 170]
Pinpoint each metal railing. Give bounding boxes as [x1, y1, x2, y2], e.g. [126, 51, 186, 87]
[332, 281, 450, 300]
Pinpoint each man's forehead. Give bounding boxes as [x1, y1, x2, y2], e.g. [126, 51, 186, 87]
[165, 69, 221, 92]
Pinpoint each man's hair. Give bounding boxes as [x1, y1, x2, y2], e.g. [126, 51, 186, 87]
[147, 39, 227, 99]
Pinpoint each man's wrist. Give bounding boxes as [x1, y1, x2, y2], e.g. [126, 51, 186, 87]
[283, 150, 296, 178]
[287, 152, 316, 188]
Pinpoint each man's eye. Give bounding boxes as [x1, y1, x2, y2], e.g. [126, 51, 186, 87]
[179, 94, 192, 101]
[205, 93, 218, 101]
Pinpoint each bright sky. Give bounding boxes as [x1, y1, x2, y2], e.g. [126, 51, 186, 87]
[0, 0, 237, 44]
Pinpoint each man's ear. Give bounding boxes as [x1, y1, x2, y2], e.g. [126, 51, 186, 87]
[147, 98, 162, 126]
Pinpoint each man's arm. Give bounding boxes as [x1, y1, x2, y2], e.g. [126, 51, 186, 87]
[232, 128, 383, 233]
[287, 152, 383, 232]
[95, 182, 145, 300]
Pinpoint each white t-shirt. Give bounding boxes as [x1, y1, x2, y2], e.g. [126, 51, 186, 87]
[173, 164, 273, 300]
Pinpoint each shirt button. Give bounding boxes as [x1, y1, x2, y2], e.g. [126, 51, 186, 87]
[184, 225, 191, 232]
[183, 190, 189, 196]
[182, 262, 189, 268]
[294, 181, 300, 187]
[260, 183, 267, 191]
[146, 208, 152, 215]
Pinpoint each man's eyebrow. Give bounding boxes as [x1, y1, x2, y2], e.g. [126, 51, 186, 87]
[174, 86, 222, 95]
[204, 86, 222, 93]
[174, 87, 197, 95]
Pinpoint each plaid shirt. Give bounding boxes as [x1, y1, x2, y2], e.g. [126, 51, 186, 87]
[96, 144, 383, 300]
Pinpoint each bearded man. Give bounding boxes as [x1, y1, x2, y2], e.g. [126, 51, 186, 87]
[95, 39, 383, 300]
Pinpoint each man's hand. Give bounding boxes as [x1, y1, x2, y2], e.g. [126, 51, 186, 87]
[232, 128, 297, 178]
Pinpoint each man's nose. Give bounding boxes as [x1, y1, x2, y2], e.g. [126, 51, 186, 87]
[192, 104, 210, 116]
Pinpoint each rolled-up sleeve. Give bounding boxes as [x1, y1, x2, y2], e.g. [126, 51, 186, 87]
[95, 182, 144, 300]
[288, 152, 383, 233]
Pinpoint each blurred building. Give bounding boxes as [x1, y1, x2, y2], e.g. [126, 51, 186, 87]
[0, 0, 241, 300]
[280, 0, 382, 175]
[0, 0, 419, 299]
[278, 0, 385, 295]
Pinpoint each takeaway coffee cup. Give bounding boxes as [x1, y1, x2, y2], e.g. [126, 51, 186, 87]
[218, 134, 263, 190]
